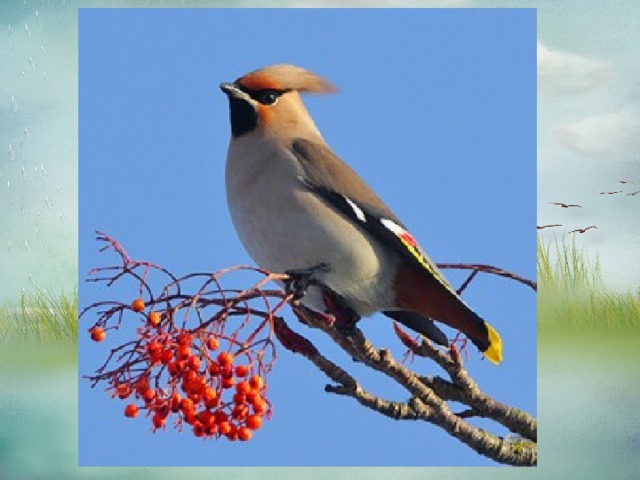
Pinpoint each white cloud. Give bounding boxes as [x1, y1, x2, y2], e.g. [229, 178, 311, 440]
[538, 41, 613, 95]
[555, 108, 640, 158]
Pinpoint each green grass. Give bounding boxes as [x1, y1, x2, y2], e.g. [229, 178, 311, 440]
[0, 289, 78, 343]
[538, 234, 640, 329]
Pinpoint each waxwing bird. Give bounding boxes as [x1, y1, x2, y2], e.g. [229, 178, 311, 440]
[220, 64, 502, 364]
[537, 224, 562, 230]
[600, 191, 622, 195]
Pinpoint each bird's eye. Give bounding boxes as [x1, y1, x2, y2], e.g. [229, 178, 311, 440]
[257, 90, 279, 105]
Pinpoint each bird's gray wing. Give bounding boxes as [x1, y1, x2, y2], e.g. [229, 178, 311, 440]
[289, 138, 454, 293]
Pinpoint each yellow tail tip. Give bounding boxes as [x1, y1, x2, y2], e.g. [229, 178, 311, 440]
[483, 323, 503, 365]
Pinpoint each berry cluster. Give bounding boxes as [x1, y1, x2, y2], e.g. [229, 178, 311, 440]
[83, 234, 293, 444]
[89, 297, 273, 442]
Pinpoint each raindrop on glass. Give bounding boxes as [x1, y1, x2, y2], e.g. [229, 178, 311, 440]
[24, 127, 30, 138]
[36, 224, 45, 247]
[7, 241, 13, 265]
[41, 45, 46, 54]
[43, 71, 50, 82]
[10, 96, 18, 113]
[23, 71, 28, 78]
[41, 164, 48, 176]
[29, 273, 36, 285]
[22, 164, 27, 181]
[25, 23, 31, 38]
[8, 144, 15, 160]
[45, 195, 53, 208]
[8, 24, 13, 49]
[56, 185, 61, 194]
[36, 10, 45, 32]
[59, 211, 66, 223]
[7, 179, 10, 190]
[29, 56, 37, 68]
[40, 261, 45, 270]
[25, 239, 32, 253]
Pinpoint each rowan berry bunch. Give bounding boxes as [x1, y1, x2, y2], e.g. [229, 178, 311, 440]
[82, 232, 294, 442]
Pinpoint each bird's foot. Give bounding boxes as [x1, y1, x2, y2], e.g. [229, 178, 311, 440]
[284, 262, 331, 300]
[322, 290, 360, 335]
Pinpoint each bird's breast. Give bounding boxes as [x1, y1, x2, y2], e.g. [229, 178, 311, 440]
[225, 137, 397, 315]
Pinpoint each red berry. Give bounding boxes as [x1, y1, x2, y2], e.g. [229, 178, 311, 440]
[248, 375, 263, 390]
[160, 349, 173, 365]
[177, 331, 192, 346]
[176, 345, 191, 360]
[232, 404, 249, 421]
[193, 421, 205, 437]
[169, 393, 182, 412]
[148, 311, 161, 327]
[217, 351, 234, 367]
[238, 426, 253, 441]
[236, 381, 251, 395]
[203, 388, 218, 408]
[218, 421, 232, 435]
[90, 327, 105, 342]
[235, 365, 249, 377]
[115, 383, 132, 399]
[245, 414, 262, 430]
[208, 361, 220, 376]
[252, 398, 267, 415]
[142, 388, 156, 403]
[180, 398, 195, 413]
[206, 337, 220, 351]
[187, 355, 201, 371]
[124, 404, 139, 418]
[131, 298, 145, 313]
[152, 413, 166, 429]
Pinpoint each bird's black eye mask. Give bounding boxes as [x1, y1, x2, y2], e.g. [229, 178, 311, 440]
[236, 85, 291, 106]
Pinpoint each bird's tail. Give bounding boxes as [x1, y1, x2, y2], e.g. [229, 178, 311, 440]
[476, 320, 502, 365]
[450, 307, 503, 364]
[395, 264, 504, 364]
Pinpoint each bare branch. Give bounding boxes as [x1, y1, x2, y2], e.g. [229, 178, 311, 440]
[82, 232, 536, 464]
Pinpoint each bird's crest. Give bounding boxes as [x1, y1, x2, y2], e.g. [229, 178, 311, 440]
[236, 64, 337, 95]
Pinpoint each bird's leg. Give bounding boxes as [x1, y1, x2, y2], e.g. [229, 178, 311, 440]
[283, 262, 331, 300]
[322, 289, 360, 335]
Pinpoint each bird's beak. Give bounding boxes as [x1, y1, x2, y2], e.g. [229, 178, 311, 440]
[219, 82, 250, 101]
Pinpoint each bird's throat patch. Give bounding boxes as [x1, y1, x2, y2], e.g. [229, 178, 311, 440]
[228, 97, 258, 137]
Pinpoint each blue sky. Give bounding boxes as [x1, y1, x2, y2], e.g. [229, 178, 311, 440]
[78, 8, 536, 467]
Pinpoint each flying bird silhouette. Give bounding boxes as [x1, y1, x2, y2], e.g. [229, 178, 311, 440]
[550, 202, 581, 208]
[537, 224, 562, 230]
[618, 180, 633, 184]
[568, 226, 598, 234]
[600, 191, 622, 195]
[627, 191, 640, 196]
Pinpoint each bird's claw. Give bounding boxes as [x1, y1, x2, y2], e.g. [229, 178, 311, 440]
[284, 262, 331, 300]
